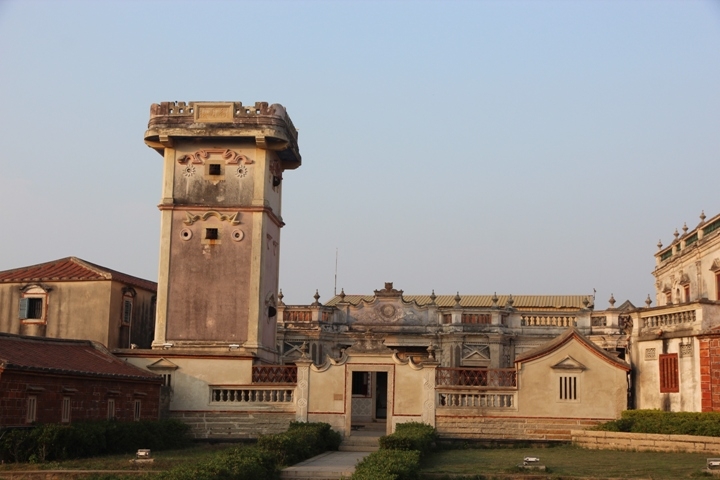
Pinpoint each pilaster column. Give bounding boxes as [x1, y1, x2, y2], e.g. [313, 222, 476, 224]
[294, 358, 313, 422]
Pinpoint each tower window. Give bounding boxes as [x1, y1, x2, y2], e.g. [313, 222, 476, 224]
[205, 228, 218, 240]
[209, 164, 221, 175]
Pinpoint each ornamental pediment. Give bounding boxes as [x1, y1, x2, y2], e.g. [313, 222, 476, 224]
[550, 355, 586, 372]
[350, 300, 427, 325]
[146, 357, 179, 371]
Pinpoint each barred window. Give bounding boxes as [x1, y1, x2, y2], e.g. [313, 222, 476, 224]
[19, 297, 44, 321]
[134, 400, 142, 421]
[122, 299, 133, 324]
[107, 399, 116, 420]
[659, 353, 679, 393]
[559, 376, 577, 401]
[61, 397, 71, 423]
[26, 396, 37, 423]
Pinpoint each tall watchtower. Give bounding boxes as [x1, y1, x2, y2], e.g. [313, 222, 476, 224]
[144, 102, 300, 362]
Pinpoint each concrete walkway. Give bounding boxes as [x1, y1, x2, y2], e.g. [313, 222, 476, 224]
[280, 451, 371, 479]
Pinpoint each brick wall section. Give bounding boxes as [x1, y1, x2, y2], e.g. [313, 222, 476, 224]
[699, 337, 720, 412]
[436, 415, 605, 441]
[572, 429, 720, 454]
[168, 411, 295, 439]
[0, 371, 160, 427]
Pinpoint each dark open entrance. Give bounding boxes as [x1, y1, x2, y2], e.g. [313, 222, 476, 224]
[375, 372, 387, 419]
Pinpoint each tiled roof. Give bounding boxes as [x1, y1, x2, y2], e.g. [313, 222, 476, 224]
[0, 333, 160, 382]
[0, 257, 157, 292]
[324, 294, 591, 310]
[514, 327, 630, 371]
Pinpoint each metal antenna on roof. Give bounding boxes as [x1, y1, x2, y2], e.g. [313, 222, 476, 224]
[334, 248, 338, 296]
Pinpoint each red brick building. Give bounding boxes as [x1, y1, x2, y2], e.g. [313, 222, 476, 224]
[699, 328, 720, 412]
[0, 333, 162, 427]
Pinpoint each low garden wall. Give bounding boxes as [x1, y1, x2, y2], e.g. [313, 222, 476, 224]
[168, 411, 294, 439]
[437, 415, 604, 441]
[572, 429, 720, 454]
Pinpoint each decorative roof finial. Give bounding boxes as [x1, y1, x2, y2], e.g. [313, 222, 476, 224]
[277, 289, 285, 306]
[682, 222, 688, 235]
[312, 289, 321, 306]
[582, 297, 589, 308]
[608, 293, 616, 308]
[506, 294, 514, 308]
[429, 289, 436, 305]
[657, 239, 663, 250]
[673, 228, 680, 241]
[700, 210, 707, 224]
[645, 295, 652, 307]
[454, 292, 461, 307]
[491, 292, 499, 308]
[339, 288, 346, 302]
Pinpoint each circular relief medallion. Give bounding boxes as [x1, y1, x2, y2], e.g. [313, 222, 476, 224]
[235, 165, 248, 178]
[379, 304, 396, 318]
[231, 229, 244, 242]
[183, 165, 196, 177]
[180, 228, 193, 241]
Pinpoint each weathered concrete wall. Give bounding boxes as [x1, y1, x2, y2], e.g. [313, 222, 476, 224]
[572, 429, 720, 454]
[165, 208, 253, 343]
[169, 410, 294, 439]
[0, 281, 111, 347]
[517, 337, 628, 419]
[437, 415, 602, 441]
[124, 355, 255, 411]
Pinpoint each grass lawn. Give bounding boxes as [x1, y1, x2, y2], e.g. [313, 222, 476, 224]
[423, 445, 714, 479]
[0, 442, 238, 475]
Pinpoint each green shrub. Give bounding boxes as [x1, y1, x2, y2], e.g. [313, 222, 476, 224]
[379, 422, 437, 455]
[156, 422, 341, 480]
[257, 421, 341, 466]
[0, 419, 191, 463]
[594, 410, 720, 437]
[352, 449, 421, 480]
[154, 445, 276, 480]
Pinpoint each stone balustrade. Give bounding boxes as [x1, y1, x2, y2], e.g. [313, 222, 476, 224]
[521, 315, 577, 327]
[437, 390, 516, 408]
[210, 387, 294, 404]
[641, 309, 696, 330]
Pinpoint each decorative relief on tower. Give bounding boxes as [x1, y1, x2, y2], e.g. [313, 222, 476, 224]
[235, 165, 248, 178]
[194, 103, 234, 123]
[183, 211, 241, 226]
[182, 165, 196, 177]
[177, 149, 253, 166]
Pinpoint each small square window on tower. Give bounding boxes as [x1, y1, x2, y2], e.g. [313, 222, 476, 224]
[205, 228, 219, 240]
[209, 164, 221, 175]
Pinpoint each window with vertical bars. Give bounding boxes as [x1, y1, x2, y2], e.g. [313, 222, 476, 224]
[107, 399, 115, 420]
[659, 353, 679, 393]
[122, 299, 133, 324]
[559, 376, 577, 401]
[134, 400, 141, 421]
[61, 397, 71, 423]
[26, 396, 37, 423]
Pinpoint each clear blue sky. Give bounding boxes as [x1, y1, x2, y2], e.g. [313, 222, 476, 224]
[0, 0, 718, 307]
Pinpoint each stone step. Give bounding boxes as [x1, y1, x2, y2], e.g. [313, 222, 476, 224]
[339, 434, 381, 452]
[339, 443, 379, 452]
[280, 468, 354, 479]
[281, 451, 370, 480]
